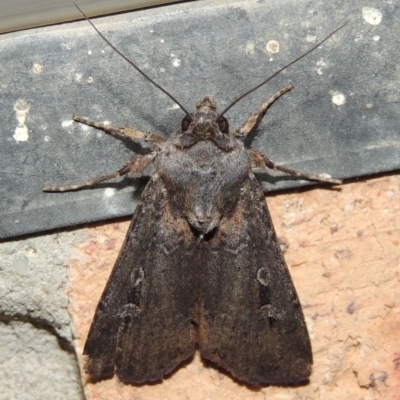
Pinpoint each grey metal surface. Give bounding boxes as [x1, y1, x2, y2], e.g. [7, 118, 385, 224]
[0, 0, 399, 239]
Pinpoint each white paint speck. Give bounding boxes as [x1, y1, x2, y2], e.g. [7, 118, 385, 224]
[306, 34, 317, 43]
[245, 41, 255, 55]
[160, 39, 164, 44]
[88, 50, 92, 55]
[75, 73, 83, 82]
[13, 99, 30, 142]
[87, 77, 94, 84]
[14, 99, 30, 119]
[14, 125, 29, 142]
[32, 63, 43, 74]
[171, 57, 181, 67]
[62, 120, 73, 128]
[373, 35, 380, 41]
[331, 91, 346, 106]
[160, 67, 165, 73]
[266, 40, 279, 54]
[362, 7, 382, 25]
[104, 188, 116, 198]
[366, 103, 373, 109]
[170, 103, 181, 110]
[268, 57, 274, 62]
[44, 135, 50, 142]
[101, 50, 105, 54]
[150, 30, 154, 33]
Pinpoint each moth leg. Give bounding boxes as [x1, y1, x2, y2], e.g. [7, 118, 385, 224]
[233, 83, 294, 138]
[250, 150, 342, 184]
[73, 115, 167, 144]
[43, 152, 156, 192]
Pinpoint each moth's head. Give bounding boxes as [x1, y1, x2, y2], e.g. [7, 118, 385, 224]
[181, 96, 229, 136]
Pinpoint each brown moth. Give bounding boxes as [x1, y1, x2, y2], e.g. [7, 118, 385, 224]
[44, 4, 346, 385]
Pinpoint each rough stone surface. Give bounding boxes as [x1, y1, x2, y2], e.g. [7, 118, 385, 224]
[0, 321, 83, 400]
[0, 231, 85, 399]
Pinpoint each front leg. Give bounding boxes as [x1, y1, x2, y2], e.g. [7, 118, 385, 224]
[43, 152, 156, 192]
[73, 115, 167, 144]
[250, 150, 342, 185]
[233, 84, 293, 138]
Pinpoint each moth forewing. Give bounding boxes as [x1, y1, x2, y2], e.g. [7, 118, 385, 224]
[44, 4, 346, 386]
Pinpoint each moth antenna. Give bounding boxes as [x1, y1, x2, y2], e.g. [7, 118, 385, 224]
[74, 3, 192, 117]
[217, 21, 348, 119]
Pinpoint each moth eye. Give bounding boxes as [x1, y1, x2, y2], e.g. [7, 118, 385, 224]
[181, 115, 192, 132]
[217, 117, 229, 133]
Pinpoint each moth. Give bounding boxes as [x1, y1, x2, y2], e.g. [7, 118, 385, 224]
[44, 4, 346, 386]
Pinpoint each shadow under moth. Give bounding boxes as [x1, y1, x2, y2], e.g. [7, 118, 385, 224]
[44, 4, 346, 386]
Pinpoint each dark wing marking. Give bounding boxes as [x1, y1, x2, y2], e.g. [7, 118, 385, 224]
[83, 176, 198, 383]
[198, 174, 312, 385]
